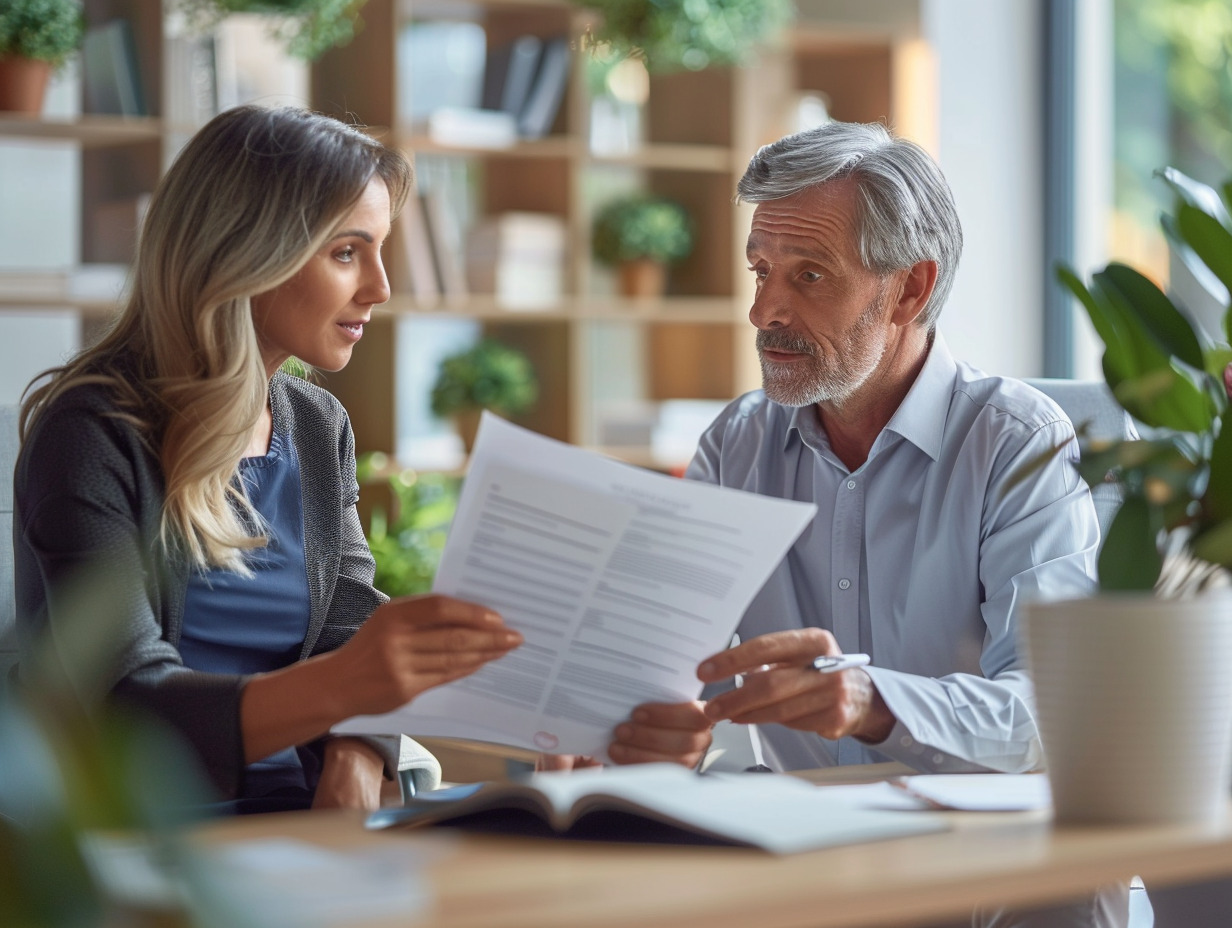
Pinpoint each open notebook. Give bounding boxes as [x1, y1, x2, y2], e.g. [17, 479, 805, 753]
[367, 763, 948, 854]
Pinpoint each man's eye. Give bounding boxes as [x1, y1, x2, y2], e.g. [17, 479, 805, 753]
[801, 271, 821, 282]
[748, 266, 768, 280]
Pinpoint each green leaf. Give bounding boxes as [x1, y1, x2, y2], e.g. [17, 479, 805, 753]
[1109, 368, 1211, 433]
[1161, 213, 1231, 311]
[1203, 413, 1232, 523]
[1057, 265, 1134, 384]
[1098, 495, 1163, 591]
[1080, 271, 1213, 432]
[1098, 262, 1206, 370]
[1159, 167, 1232, 230]
[1192, 520, 1232, 568]
[1175, 204, 1232, 311]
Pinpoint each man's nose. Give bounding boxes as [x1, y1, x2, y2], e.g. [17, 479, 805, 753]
[749, 278, 791, 330]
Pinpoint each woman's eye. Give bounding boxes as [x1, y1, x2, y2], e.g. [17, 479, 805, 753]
[336, 246, 356, 262]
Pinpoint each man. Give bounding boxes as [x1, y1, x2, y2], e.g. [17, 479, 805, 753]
[598, 121, 1128, 928]
[605, 120, 1099, 778]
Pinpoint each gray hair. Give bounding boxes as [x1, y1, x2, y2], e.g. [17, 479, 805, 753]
[737, 121, 962, 328]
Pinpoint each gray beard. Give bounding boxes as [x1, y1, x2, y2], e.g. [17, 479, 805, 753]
[756, 299, 885, 408]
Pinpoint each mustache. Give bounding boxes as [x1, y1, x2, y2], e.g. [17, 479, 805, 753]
[756, 330, 818, 356]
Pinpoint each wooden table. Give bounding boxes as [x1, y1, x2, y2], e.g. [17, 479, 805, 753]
[190, 765, 1232, 928]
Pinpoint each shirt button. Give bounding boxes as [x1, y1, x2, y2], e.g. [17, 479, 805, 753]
[838, 578, 851, 590]
[846, 480, 856, 490]
[932, 753, 944, 765]
[900, 735, 913, 748]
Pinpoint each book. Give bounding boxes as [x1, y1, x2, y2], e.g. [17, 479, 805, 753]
[466, 211, 565, 309]
[482, 36, 542, 116]
[393, 195, 441, 302]
[365, 763, 948, 853]
[397, 21, 486, 127]
[517, 37, 570, 139]
[426, 106, 518, 149]
[164, 33, 218, 129]
[81, 20, 146, 117]
[420, 191, 468, 300]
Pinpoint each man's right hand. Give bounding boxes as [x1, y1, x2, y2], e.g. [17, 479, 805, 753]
[332, 594, 522, 717]
[699, 628, 895, 744]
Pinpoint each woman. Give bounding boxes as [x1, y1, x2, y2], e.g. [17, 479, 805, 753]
[13, 105, 521, 812]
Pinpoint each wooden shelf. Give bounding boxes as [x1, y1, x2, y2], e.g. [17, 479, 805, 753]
[0, 294, 121, 315]
[0, 114, 162, 147]
[399, 132, 578, 159]
[378, 294, 744, 323]
[586, 143, 738, 173]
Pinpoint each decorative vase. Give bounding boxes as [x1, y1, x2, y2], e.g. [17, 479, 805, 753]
[1024, 592, 1232, 825]
[453, 408, 483, 455]
[618, 258, 667, 299]
[0, 56, 52, 114]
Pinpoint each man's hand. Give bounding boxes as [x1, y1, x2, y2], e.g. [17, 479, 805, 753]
[608, 700, 713, 768]
[536, 702, 713, 771]
[699, 629, 895, 744]
[312, 737, 386, 811]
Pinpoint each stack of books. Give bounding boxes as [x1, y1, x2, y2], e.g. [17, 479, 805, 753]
[466, 212, 566, 310]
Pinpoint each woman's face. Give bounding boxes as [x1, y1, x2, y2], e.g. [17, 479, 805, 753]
[251, 177, 392, 377]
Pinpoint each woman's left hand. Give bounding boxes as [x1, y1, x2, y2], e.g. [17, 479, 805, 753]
[312, 737, 387, 810]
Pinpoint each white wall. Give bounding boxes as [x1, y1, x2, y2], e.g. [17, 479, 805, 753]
[922, 0, 1045, 377]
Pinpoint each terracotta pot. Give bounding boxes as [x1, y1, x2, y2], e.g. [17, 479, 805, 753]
[618, 258, 667, 299]
[1024, 592, 1232, 825]
[0, 56, 52, 115]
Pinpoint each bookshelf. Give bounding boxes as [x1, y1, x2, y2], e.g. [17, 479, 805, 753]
[0, 0, 932, 470]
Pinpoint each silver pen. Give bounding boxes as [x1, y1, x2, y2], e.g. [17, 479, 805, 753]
[811, 653, 871, 674]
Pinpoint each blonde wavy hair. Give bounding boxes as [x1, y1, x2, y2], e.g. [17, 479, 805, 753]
[20, 105, 412, 573]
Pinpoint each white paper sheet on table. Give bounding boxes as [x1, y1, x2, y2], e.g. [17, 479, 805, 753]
[334, 413, 817, 759]
[891, 774, 1052, 811]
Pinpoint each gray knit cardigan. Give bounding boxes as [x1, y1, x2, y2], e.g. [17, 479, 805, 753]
[14, 369, 391, 797]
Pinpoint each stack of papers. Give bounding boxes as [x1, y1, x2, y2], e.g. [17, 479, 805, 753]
[336, 414, 817, 759]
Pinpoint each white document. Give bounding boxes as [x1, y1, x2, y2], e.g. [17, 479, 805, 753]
[891, 774, 1052, 811]
[335, 414, 816, 758]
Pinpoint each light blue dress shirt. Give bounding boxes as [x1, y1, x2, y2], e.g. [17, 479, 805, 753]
[688, 335, 1099, 774]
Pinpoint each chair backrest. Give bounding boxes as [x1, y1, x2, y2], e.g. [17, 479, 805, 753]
[1024, 378, 1137, 544]
[1, 405, 18, 682]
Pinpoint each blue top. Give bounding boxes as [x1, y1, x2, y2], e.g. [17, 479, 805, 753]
[689, 335, 1099, 775]
[180, 430, 313, 803]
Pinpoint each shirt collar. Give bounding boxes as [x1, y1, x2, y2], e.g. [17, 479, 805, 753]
[779, 331, 957, 463]
[881, 331, 956, 462]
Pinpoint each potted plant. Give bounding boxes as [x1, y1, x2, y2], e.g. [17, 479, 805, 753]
[174, 0, 367, 61]
[592, 195, 693, 298]
[0, 0, 84, 114]
[430, 339, 538, 453]
[577, 0, 792, 73]
[1024, 167, 1232, 825]
[357, 452, 458, 598]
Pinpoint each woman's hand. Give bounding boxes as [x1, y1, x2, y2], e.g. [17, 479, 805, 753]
[240, 594, 520, 767]
[331, 594, 522, 719]
[312, 737, 386, 811]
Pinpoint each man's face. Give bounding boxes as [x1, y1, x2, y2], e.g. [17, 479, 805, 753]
[745, 178, 895, 407]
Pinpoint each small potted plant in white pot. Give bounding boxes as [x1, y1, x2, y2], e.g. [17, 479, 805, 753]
[430, 339, 538, 454]
[1025, 167, 1232, 826]
[592, 194, 693, 299]
[175, 0, 367, 60]
[0, 0, 84, 114]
